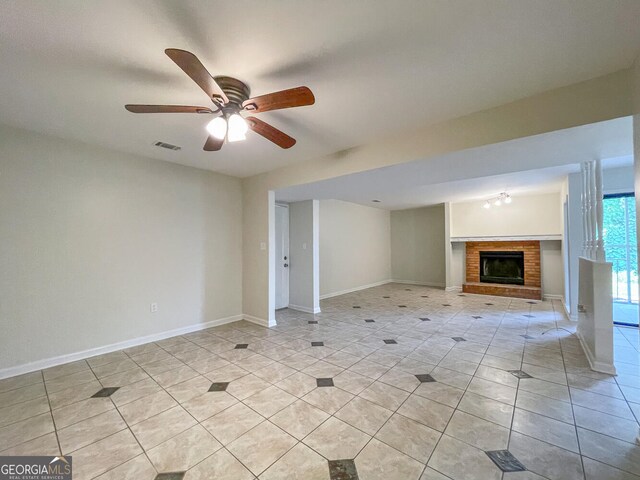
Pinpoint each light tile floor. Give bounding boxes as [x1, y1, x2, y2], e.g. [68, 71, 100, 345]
[614, 302, 639, 326]
[3, 283, 640, 479]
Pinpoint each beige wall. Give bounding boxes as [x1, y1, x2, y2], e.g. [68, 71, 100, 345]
[319, 200, 391, 298]
[0, 125, 243, 372]
[390, 205, 446, 287]
[540, 240, 565, 298]
[450, 192, 562, 238]
[243, 70, 632, 322]
[288, 200, 319, 312]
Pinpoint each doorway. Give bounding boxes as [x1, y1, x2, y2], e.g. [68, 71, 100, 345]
[603, 193, 638, 326]
[275, 204, 290, 309]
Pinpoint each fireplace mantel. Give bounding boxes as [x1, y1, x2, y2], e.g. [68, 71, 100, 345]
[451, 235, 561, 242]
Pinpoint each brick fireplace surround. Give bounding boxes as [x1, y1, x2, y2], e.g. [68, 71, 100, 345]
[462, 240, 542, 300]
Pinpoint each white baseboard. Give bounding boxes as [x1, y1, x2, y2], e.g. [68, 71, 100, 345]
[561, 299, 576, 321]
[243, 314, 270, 328]
[543, 294, 564, 301]
[445, 286, 463, 293]
[320, 280, 393, 300]
[0, 314, 244, 381]
[391, 279, 446, 289]
[576, 330, 616, 375]
[288, 304, 321, 314]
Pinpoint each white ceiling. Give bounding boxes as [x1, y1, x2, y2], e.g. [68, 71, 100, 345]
[1, 1, 639, 177]
[275, 117, 634, 209]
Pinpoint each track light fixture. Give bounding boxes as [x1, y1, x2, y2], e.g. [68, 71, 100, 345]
[481, 192, 511, 209]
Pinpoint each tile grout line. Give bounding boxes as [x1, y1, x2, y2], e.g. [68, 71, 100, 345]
[40, 369, 63, 457]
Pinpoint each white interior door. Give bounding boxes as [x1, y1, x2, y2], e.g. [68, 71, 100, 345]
[275, 204, 290, 309]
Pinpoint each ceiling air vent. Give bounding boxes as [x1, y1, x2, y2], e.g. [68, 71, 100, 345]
[153, 141, 181, 151]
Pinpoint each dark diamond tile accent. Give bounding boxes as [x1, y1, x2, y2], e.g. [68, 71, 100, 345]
[415, 374, 436, 383]
[405, 288, 412, 291]
[364, 319, 375, 323]
[155, 473, 186, 480]
[451, 337, 466, 342]
[382, 296, 390, 298]
[458, 294, 466, 297]
[92, 387, 120, 398]
[317, 378, 334, 387]
[420, 317, 431, 321]
[524, 314, 535, 318]
[485, 302, 494, 306]
[209, 382, 230, 392]
[329, 459, 359, 480]
[485, 450, 526, 472]
[527, 301, 537, 304]
[520, 334, 534, 339]
[442, 304, 451, 307]
[308, 320, 318, 324]
[508, 370, 533, 379]
[398, 305, 407, 308]
[472, 316, 483, 319]
[235, 344, 248, 349]
[383, 339, 397, 344]
[421, 295, 429, 298]
[311, 341, 324, 347]
[353, 306, 361, 309]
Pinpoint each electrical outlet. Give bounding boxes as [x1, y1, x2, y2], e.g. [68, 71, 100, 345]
[150, 303, 158, 313]
[260, 242, 266, 250]
[303, 242, 307, 250]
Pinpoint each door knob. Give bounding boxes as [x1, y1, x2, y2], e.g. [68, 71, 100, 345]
[284, 263, 289, 268]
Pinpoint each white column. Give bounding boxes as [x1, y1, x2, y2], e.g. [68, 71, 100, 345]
[589, 160, 598, 260]
[594, 159, 605, 261]
[581, 162, 588, 257]
[585, 162, 594, 259]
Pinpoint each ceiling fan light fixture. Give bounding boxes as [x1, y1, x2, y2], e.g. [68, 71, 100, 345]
[227, 114, 248, 142]
[207, 116, 227, 140]
[483, 201, 491, 209]
[504, 194, 512, 204]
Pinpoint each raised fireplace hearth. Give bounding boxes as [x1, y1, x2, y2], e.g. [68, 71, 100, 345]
[480, 251, 524, 285]
[463, 240, 541, 300]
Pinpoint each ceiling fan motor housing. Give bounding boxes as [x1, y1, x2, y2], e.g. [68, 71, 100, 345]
[214, 76, 250, 108]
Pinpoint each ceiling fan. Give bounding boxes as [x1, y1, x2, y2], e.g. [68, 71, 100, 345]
[125, 48, 315, 151]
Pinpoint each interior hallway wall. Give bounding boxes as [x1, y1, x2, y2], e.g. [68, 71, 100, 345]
[319, 200, 391, 298]
[0, 125, 243, 373]
[390, 205, 446, 287]
[288, 200, 320, 312]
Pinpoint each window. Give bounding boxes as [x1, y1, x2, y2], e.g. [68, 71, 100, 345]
[603, 193, 638, 325]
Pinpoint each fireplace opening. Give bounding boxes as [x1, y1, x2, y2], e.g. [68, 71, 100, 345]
[480, 251, 524, 285]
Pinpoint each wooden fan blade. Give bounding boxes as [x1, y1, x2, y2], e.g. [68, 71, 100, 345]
[165, 49, 229, 104]
[125, 105, 214, 114]
[242, 86, 314, 113]
[246, 117, 296, 149]
[203, 135, 224, 151]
